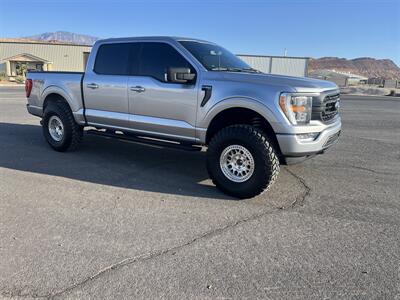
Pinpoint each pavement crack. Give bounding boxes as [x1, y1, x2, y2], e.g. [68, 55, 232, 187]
[346, 164, 397, 176]
[313, 162, 397, 176]
[14, 169, 311, 299]
[345, 135, 399, 146]
[47, 208, 278, 299]
[285, 168, 312, 208]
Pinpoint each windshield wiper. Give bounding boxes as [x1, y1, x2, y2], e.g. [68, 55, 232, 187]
[230, 67, 261, 73]
[210, 67, 261, 73]
[211, 67, 244, 72]
[241, 67, 262, 73]
[210, 67, 229, 71]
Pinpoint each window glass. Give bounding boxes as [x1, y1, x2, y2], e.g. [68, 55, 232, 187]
[179, 41, 251, 72]
[129, 43, 141, 75]
[138, 42, 194, 82]
[94, 43, 130, 75]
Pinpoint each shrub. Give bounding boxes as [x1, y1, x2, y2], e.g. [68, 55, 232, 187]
[15, 76, 25, 84]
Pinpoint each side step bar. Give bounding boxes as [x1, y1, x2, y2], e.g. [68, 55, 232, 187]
[86, 129, 202, 152]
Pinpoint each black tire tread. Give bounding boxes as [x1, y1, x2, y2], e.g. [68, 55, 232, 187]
[43, 101, 83, 152]
[207, 124, 280, 198]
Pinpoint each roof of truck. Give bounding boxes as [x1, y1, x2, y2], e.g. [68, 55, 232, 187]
[96, 36, 214, 44]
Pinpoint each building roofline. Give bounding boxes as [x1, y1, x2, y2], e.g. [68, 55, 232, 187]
[3, 53, 51, 63]
[0, 39, 92, 47]
[237, 54, 310, 60]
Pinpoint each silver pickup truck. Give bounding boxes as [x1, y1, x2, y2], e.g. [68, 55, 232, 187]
[26, 36, 341, 198]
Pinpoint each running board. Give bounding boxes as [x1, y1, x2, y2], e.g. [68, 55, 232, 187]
[86, 129, 202, 152]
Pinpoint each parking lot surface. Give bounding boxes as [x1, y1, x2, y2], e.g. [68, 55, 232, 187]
[0, 87, 399, 299]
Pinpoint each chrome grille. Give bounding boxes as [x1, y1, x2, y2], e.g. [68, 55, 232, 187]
[321, 93, 340, 122]
[325, 93, 340, 102]
[312, 92, 340, 123]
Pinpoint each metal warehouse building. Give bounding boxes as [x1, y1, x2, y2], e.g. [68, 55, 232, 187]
[0, 39, 309, 79]
[238, 54, 309, 77]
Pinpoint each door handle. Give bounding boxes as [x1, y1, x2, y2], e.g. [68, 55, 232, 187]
[87, 83, 99, 89]
[130, 86, 145, 93]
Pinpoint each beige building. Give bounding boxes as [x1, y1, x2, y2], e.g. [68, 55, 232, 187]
[0, 38, 309, 80]
[0, 39, 91, 80]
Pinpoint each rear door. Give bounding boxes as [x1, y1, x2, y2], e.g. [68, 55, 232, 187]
[83, 43, 131, 128]
[127, 42, 199, 141]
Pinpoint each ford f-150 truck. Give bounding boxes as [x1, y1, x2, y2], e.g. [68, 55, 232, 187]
[26, 36, 341, 198]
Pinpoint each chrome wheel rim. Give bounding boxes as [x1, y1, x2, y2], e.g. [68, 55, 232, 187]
[48, 115, 64, 142]
[220, 145, 255, 182]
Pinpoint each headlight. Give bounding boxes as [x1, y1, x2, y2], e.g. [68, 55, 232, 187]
[279, 93, 313, 125]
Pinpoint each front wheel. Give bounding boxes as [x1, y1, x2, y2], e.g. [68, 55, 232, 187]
[206, 125, 280, 199]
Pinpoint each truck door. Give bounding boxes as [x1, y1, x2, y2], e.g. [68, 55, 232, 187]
[128, 42, 199, 142]
[83, 43, 130, 129]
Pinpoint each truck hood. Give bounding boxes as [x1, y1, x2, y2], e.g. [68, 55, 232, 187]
[209, 72, 338, 93]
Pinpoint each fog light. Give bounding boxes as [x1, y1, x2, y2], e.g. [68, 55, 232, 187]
[296, 132, 319, 142]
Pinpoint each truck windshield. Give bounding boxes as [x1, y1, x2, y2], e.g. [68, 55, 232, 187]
[179, 40, 259, 73]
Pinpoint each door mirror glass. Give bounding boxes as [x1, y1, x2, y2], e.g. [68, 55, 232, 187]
[168, 67, 196, 84]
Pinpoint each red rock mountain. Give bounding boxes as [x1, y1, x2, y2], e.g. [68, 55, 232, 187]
[309, 57, 400, 79]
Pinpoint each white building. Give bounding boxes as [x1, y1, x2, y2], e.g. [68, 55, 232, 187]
[308, 69, 368, 86]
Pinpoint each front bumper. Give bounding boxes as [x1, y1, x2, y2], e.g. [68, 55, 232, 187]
[276, 120, 341, 157]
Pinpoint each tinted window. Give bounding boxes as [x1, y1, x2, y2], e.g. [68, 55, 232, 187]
[129, 43, 141, 75]
[179, 41, 251, 71]
[94, 43, 131, 75]
[138, 42, 195, 82]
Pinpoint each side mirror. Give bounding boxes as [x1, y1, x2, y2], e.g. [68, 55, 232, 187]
[168, 67, 196, 84]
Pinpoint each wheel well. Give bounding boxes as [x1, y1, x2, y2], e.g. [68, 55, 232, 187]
[206, 107, 283, 157]
[43, 93, 69, 111]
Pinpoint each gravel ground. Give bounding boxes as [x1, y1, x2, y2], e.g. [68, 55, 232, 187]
[0, 87, 399, 299]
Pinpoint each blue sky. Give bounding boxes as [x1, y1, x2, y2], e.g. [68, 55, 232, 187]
[1, 0, 399, 65]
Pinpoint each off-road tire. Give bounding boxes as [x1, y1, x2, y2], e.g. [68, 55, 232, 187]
[207, 125, 280, 199]
[42, 101, 83, 152]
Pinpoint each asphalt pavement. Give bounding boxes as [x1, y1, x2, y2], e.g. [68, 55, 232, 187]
[0, 86, 399, 299]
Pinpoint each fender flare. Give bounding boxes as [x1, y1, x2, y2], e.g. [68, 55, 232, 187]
[41, 85, 80, 112]
[200, 97, 281, 132]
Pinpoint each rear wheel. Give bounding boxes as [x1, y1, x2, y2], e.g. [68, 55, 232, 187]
[206, 125, 280, 199]
[42, 101, 83, 152]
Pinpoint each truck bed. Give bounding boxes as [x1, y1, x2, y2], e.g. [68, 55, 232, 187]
[26, 71, 85, 122]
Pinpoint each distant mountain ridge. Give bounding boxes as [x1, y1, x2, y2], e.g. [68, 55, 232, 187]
[24, 31, 99, 45]
[309, 57, 400, 79]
